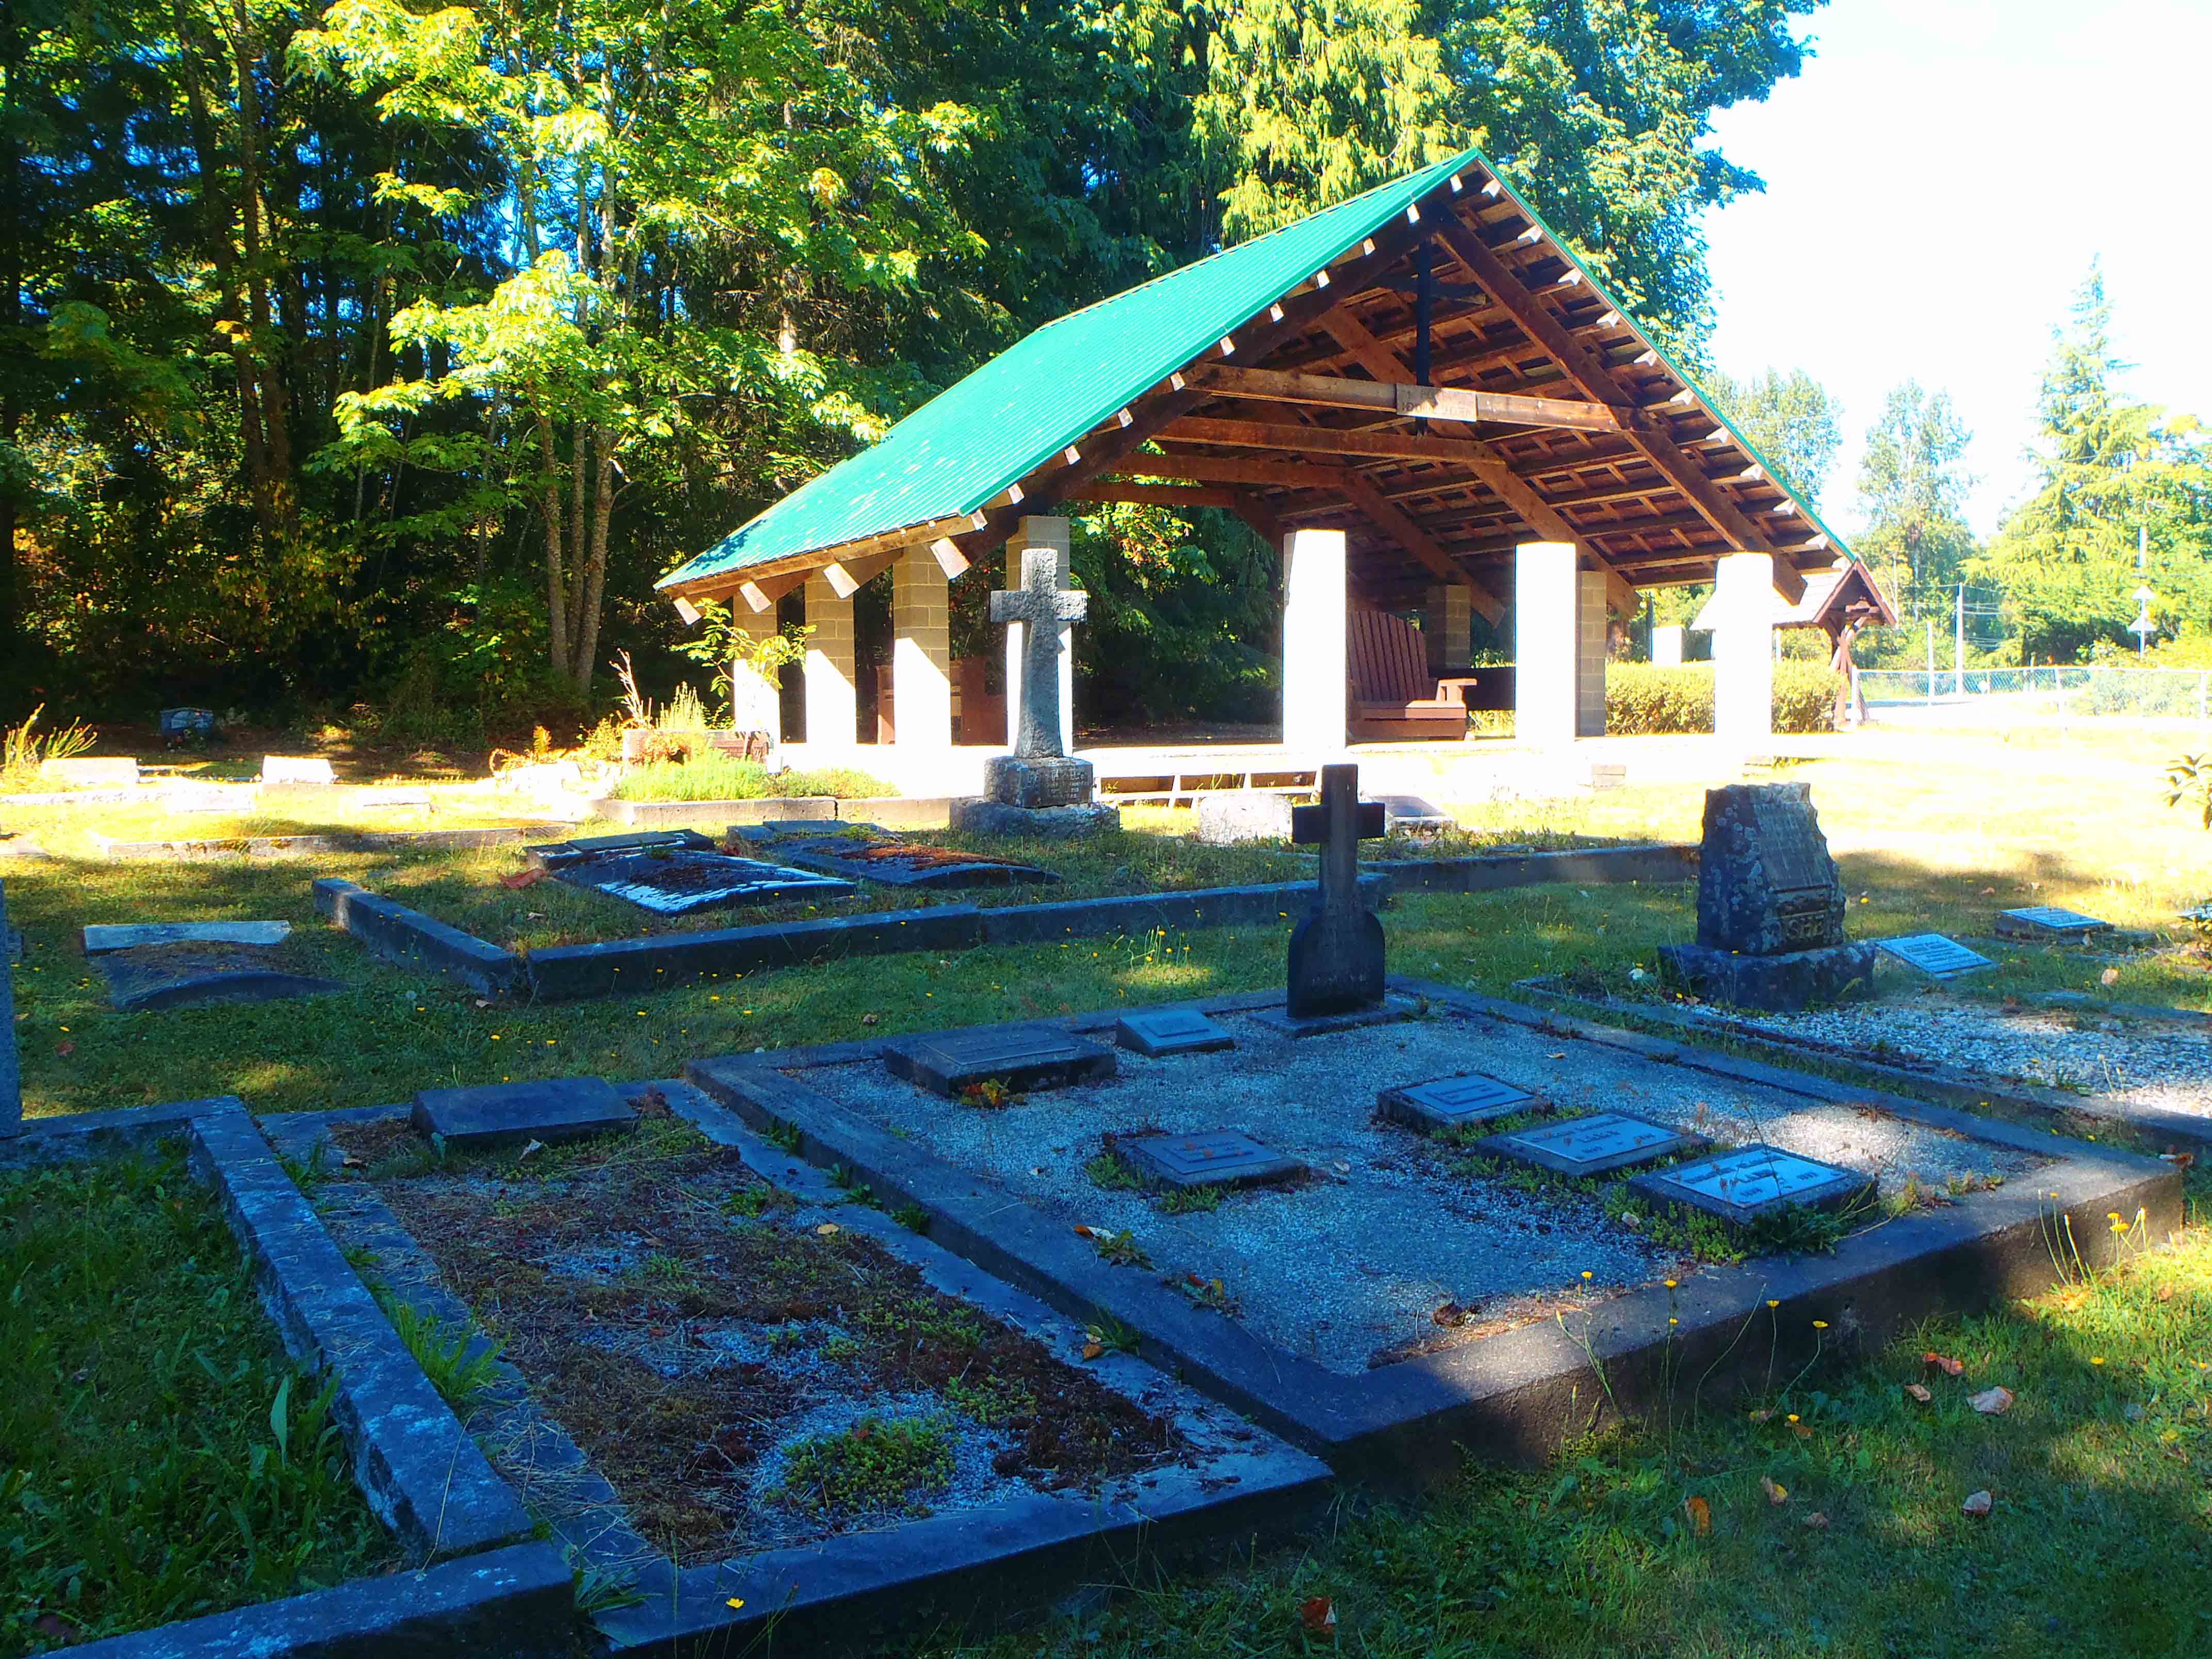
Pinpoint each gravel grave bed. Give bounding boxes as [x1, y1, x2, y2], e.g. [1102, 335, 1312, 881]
[798, 1004, 2048, 1375]
[325, 1108, 1186, 1559]
[1700, 994, 2212, 1124]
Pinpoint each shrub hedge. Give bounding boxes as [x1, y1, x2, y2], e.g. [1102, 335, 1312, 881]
[1605, 661, 1839, 736]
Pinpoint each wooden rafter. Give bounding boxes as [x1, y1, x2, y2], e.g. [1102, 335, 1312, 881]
[1189, 363, 1623, 432]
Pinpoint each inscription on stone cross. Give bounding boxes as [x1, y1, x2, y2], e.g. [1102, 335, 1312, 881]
[1284, 765, 1387, 1018]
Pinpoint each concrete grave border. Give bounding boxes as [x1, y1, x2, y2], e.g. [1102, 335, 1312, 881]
[1362, 841, 1696, 893]
[681, 979, 2181, 1488]
[92, 824, 567, 860]
[0, 1100, 571, 1658]
[315, 878, 526, 999]
[1514, 976, 2212, 1158]
[264, 1083, 1331, 1653]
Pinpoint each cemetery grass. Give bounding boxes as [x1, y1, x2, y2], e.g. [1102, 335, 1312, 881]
[0, 1149, 394, 1653]
[331, 1111, 1183, 1557]
[928, 1177, 2212, 1659]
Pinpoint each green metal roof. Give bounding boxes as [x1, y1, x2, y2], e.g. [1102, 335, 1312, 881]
[658, 148, 1482, 591]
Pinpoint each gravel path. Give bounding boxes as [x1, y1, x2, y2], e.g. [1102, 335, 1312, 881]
[802, 1005, 2044, 1375]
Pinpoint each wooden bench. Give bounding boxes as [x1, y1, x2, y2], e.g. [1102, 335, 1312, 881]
[1347, 609, 1488, 741]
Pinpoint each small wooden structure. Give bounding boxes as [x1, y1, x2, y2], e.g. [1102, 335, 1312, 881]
[1693, 559, 1899, 722]
[1347, 610, 1481, 740]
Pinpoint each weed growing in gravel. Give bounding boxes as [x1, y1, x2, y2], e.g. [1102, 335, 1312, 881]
[944, 1374, 1038, 1427]
[1084, 1150, 1146, 1191]
[377, 1297, 506, 1412]
[892, 1202, 929, 1232]
[1158, 1183, 1225, 1215]
[775, 1416, 955, 1516]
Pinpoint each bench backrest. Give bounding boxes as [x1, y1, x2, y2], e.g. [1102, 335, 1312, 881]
[1347, 609, 1430, 704]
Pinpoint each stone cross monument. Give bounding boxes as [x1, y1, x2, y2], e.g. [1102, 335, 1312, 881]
[1286, 763, 1386, 1016]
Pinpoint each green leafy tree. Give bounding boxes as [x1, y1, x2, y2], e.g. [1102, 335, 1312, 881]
[1706, 366, 1840, 508]
[1854, 380, 1975, 622]
[1970, 264, 2212, 662]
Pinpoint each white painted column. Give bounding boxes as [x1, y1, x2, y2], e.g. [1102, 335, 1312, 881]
[1577, 568, 1609, 737]
[730, 602, 782, 744]
[1424, 583, 1473, 676]
[1514, 541, 1580, 747]
[801, 571, 857, 748]
[891, 544, 953, 749]
[1281, 528, 1348, 751]
[1005, 516, 1075, 753]
[1651, 623, 1685, 666]
[1713, 551, 1776, 748]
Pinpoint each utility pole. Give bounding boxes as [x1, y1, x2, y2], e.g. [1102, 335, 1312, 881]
[1953, 583, 1965, 696]
[1925, 616, 1936, 700]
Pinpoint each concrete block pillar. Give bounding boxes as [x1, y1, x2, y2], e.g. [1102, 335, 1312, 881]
[1713, 551, 1776, 747]
[1651, 623, 1684, 666]
[802, 571, 857, 747]
[1424, 584, 1473, 675]
[891, 544, 953, 749]
[729, 603, 783, 744]
[1514, 541, 1580, 747]
[1282, 528, 1348, 751]
[1577, 568, 1609, 737]
[1006, 516, 1075, 753]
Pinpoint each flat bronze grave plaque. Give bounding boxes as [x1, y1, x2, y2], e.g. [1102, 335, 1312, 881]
[1629, 1145, 1872, 1227]
[1994, 906, 2111, 940]
[1116, 1129, 1305, 1190]
[1376, 1072, 1537, 1133]
[1476, 1112, 1704, 1179]
[1116, 1009, 1234, 1056]
[885, 1024, 1116, 1096]
[1875, 933, 1996, 979]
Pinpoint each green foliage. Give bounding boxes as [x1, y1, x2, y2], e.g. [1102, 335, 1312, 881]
[610, 756, 892, 802]
[775, 1415, 954, 1517]
[1855, 380, 1978, 624]
[1604, 662, 1839, 736]
[0, 704, 98, 786]
[373, 1297, 506, 1414]
[1705, 367, 1842, 508]
[0, 1151, 391, 1647]
[2165, 753, 2212, 831]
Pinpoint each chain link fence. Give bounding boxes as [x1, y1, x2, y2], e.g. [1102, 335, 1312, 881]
[1858, 665, 2212, 721]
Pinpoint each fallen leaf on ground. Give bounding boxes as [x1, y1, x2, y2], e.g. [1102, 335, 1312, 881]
[1923, 1351, 1966, 1377]
[1792, 1423, 1813, 1440]
[2162, 1151, 2196, 1172]
[1081, 1341, 1103, 1361]
[2101, 967, 2120, 986]
[815, 1223, 839, 1236]
[1904, 1383, 1933, 1403]
[54, 1043, 74, 1058]
[1683, 1494, 1712, 1536]
[1762, 1475, 1789, 1505]
[1962, 1489, 1993, 1518]
[1969, 1386, 2015, 1416]
[1747, 1408, 1773, 1423]
[860, 1013, 879, 1027]
[340, 1153, 365, 1169]
[1299, 1596, 1338, 1637]
[1546, 1052, 1566, 1060]
[2159, 1284, 2177, 1302]
[1802, 1511, 1829, 1530]
[31, 1614, 80, 1644]
[499, 867, 548, 889]
[1433, 1301, 1470, 1328]
[518, 1138, 546, 1160]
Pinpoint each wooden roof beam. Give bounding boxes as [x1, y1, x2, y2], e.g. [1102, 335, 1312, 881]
[1190, 363, 1623, 432]
[1335, 471, 1503, 622]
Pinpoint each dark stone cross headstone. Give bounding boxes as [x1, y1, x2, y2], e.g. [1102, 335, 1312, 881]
[1285, 765, 1387, 1018]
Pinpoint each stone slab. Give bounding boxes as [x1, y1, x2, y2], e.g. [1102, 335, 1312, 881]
[1115, 1128, 1305, 1190]
[782, 835, 1060, 890]
[548, 847, 855, 916]
[884, 1024, 1116, 1097]
[96, 944, 348, 1014]
[849, 795, 959, 831]
[1475, 1112, 1704, 1179]
[1194, 792, 1294, 845]
[1115, 1009, 1235, 1056]
[526, 827, 714, 865]
[524, 904, 986, 1001]
[1629, 1145, 1874, 1228]
[41, 756, 139, 788]
[1365, 843, 1697, 894]
[610, 795, 839, 828]
[1658, 939, 1878, 1012]
[949, 799, 1120, 838]
[84, 920, 291, 955]
[259, 755, 337, 785]
[411, 1076, 637, 1149]
[1994, 905, 2111, 939]
[1375, 1072, 1537, 1133]
[1247, 991, 1418, 1038]
[726, 819, 844, 845]
[1874, 933, 1996, 979]
[1376, 794, 1451, 832]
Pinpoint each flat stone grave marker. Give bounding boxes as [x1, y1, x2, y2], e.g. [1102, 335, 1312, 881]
[262, 755, 337, 785]
[1115, 1128, 1305, 1191]
[781, 832, 1059, 890]
[1875, 933, 1996, 979]
[84, 920, 291, 954]
[41, 757, 138, 788]
[1995, 905, 2111, 940]
[1630, 1145, 1872, 1227]
[1376, 1072, 1538, 1133]
[412, 1076, 637, 1150]
[526, 828, 714, 867]
[1115, 1008, 1234, 1056]
[885, 1024, 1116, 1097]
[528, 829, 855, 916]
[94, 940, 346, 1013]
[1475, 1112, 1705, 1179]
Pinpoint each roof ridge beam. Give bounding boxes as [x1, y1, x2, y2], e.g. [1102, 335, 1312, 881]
[1190, 363, 1622, 432]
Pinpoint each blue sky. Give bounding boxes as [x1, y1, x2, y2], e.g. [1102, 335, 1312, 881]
[1701, 0, 2210, 538]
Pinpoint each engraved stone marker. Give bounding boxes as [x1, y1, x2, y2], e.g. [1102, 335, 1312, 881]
[884, 1023, 1116, 1096]
[1476, 1112, 1705, 1179]
[528, 826, 855, 916]
[1284, 763, 1387, 1018]
[413, 1077, 638, 1150]
[1629, 1145, 1872, 1227]
[1115, 1129, 1305, 1190]
[1994, 905, 2111, 940]
[84, 921, 292, 954]
[1115, 1009, 1234, 1056]
[1376, 1073, 1537, 1133]
[1875, 933, 1996, 979]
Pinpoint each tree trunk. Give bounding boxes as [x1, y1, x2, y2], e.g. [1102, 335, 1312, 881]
[568, 433, 616, 696]
[229, 3, 296, 538]
[538, 410, 570, 680]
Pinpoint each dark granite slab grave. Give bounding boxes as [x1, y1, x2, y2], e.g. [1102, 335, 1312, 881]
[1875, 933, 1996, 979]
[96, 940, 347, 1013]
[411, 1077, 637, 1150]
[1474, 1112, 1704, 1179]
[1995, 905, 2112, 940]
[884, 1024, 1116, 1096]
[524, 827, 714, 866]
[782, 833, 1060, 889]
[1629, 1145, 1873, 1227]
[1116, 1008, 1235, 1056]
[544, 842, 855, 916]
[1376, 1072, 1538, 1133]
[1114, 1128, 1305, 1190]
[1248, 991, 1419, 1037]
[1694, 782, 1848, 954]
[1658, 939, 1878, 1013]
